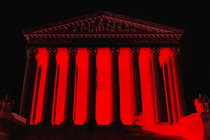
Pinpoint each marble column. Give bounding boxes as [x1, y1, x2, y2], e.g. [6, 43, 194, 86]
[150, 47, 166, 123]
[149, 57, 156, 124]
[32, 65, 42, 125]
[39, 47, 57, 125]
[84, 47, 97, 126]
[130, 47, 142, 117]
[19, 47, 38, 122]
[62, 47, 77, 126]
[162, 63, 173, 124]
[109, 47, 122, 126]
[167, 58, 178, 123]
[53, 65, 60, 124]
[171, 47, 188, 119]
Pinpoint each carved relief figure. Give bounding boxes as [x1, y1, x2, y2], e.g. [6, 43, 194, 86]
[107, 19, 116, 32]
[90, 20, 97, 32]
[97, 17, 105, 32]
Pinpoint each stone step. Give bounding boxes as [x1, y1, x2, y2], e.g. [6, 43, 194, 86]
[11, 125, 185, 140]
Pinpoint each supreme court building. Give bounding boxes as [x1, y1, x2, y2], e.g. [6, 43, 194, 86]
[19, 11, 188, 126]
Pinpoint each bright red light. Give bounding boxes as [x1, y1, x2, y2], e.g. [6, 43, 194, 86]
[28, 47, 205, 140]
[74, 48, 89, 124]
[118, 48, 132, 125]
[32, 48, 48, 124]
[53, 48, 68, 124]
[159, 47, 171, 66]
[30, 62, 39, 124]
[139, 48, 155, 125]
[95, 48, 112, 124]
[30, 47, 179, 126]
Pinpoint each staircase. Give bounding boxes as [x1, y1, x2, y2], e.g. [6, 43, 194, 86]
[11, 125, 185, 140]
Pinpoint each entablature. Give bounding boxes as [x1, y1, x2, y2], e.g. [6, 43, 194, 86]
[24, 33, 182, 45]
[23, 11, 184, 47]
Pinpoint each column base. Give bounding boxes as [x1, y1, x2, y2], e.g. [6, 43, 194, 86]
[109, 121, 123, 129]
[60, 121, 74, 129]
[37, 121, 52, 126]
[84, 119, 97, 127]
[83, 119, 97, 132]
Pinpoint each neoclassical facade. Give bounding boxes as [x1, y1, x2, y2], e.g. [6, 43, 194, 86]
[19, 11, 187, 125]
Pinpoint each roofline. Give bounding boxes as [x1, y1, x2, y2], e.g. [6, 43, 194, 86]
[22, 11, 185, 34]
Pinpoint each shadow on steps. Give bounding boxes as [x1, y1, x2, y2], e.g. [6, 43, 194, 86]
[11, 125, 185, 140]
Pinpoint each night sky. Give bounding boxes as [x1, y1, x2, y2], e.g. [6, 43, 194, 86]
[1, 1, 210, 115]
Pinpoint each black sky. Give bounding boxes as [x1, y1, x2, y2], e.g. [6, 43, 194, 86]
[1, 0, 210, 114]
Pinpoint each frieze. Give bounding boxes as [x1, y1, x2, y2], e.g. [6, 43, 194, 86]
[133, 36, 179, 44]
[72, 38, 133, 44]
[28, 36, 72, 44]
[26, 34, 181, 44]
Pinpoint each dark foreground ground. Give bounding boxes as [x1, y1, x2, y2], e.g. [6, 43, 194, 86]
[11, 125, 186, 140]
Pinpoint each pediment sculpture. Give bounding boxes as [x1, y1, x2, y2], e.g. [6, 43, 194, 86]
[22, 11, 184, 45]
[36, 16, 167, 34]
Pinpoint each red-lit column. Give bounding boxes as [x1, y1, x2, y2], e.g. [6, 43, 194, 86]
[162, 63, 173, 124]
[149, 57, 156, 123]
[150, 47, 165, 123]
[39, 47, 57, 125]
[130, 47, 142, 118]
[109, 47, 122, 126]
[19, 47, 38, 122]
[171, 47, 188, 119]
[32, 65, 42, 125]
[62, 47, 77, 126]
[167, 58, 178, 123]
[84, 47, 97, 126]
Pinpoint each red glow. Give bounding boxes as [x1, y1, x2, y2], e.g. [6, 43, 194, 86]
[28, 47, 206, 140]
[30, 62, 39, 124]
[74, 48, 88, 124]
[95, 48, 112, 124]
[141, 113, 204, 140]
[33, 48, 48, 124]
[53, 48, 68, 124]
[159, 47, 171, 66]
[139, 48, 155, 125]
[118, 48, 132, 125]
[30, 47, 176, 125]
[51, 64, 59, 124]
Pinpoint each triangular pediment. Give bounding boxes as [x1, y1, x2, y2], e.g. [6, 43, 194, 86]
[23, 11, 184, 34]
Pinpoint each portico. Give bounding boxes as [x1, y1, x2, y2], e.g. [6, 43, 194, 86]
[19, 11, 187, 125]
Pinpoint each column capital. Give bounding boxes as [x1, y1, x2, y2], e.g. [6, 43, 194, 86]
[88, 47, 97, 55]
[110, 47, 120, 55]
[47, 47, 58, 55]
[130, 47, 140, 56]
[171, 47, 181, 56]
[160, 62, 167, 67]
[67, 47, 77, 55]
[150, 47, 160, 55]
[26, 47, 38, 56]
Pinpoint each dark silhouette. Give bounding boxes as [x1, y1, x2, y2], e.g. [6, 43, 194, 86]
[0, 94, 15, 113]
